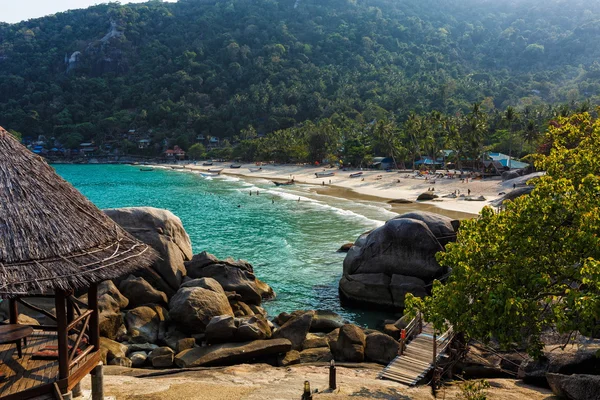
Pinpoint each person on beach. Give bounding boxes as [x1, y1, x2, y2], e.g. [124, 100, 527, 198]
[322, 181, 325, 186]
[513, 183, 516, 190]
[298, 197, 300, 202]
[468, 189, 471, 196]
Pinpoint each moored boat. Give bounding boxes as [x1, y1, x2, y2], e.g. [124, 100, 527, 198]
[207, 167, 224, 173]
[171, 165, 185, 170]
[249, 167, 263, 172]
[202, 161, 213, 166]
[140, 167, 154, 171]
[315, 171, 335, 178]
[273, 180, 294, 186]
[201, 172, 219, 177]
[230, 164, 242, 169]
[349, 171, 363, 178]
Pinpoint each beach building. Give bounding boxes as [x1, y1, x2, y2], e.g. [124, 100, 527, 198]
[370, 157, 396, 169]
[488, 152, 529, 170]
[138, 138, 151, 149]
[165, 145, 186, 160]
[0, 126, 158, 399]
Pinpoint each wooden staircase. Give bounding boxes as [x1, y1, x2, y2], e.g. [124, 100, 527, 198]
[378, 314, 454, 386]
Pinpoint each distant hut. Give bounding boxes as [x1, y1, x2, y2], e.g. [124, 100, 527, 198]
[0, 126, 158, 399]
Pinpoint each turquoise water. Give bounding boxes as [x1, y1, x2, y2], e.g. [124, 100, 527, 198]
[54, 164, 400, 326]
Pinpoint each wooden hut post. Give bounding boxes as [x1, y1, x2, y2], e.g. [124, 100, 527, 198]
[55, 289, 69, 380]
[9, 298, 18, 324]
[88, 283, 100, 351]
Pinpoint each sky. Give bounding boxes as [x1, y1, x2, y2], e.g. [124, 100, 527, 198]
[0, 0, 177, 24]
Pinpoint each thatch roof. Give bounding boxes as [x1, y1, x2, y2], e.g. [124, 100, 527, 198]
[0, 126, 158, 298]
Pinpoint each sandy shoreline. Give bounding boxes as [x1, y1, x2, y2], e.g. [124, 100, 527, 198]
[156, 162, 507, 218]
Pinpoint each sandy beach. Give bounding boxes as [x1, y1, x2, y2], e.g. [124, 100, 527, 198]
[165, 162, 509, 218]
[76, 364, 553, 400]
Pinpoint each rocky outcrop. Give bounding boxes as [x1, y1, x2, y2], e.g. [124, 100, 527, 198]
[273, 311, 314, 350]
[100, 337, 128, 364]
[365, 332, 400, 365]
[104, 207, 192, 296]
[310, 310, 346, 333]
[518, 345, 600, 385]
[546, 373, 600, 400]
[125, 305, 168, 344]
[149, 347, 175, 368]
[330, 324, 366, 362]
[501, 170, 521, 182]
[175, 339, 292, 368]
[119, 275, 168, 308]
[416, 192, 438, 201]
[340, 212, 457, 309]
[169, 278, 234, 333]
[299, 347, 334, 363]
[185, 252, 275, 304]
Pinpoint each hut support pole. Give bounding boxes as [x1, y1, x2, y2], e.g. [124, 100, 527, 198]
[88, 283, 100, 351]
[9, 298, 18, 324]
[91, 364, 104, 400]
[55, 289, 69, 381]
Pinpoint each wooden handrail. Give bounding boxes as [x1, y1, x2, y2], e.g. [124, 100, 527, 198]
[68, 314, 91, 365]
[69, 344, 95, 369]
[67, 309, 94, 331]
[17, 298, 57, 322]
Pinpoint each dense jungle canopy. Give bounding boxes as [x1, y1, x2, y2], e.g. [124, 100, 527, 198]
[2, 0, 600, 157]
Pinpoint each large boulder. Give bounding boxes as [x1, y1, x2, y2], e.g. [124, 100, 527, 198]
[546, 373, 600, 400]
[236, 315, 272, 341]
[205, 315, 237, 343]
[340, 212, 457, 309]
[174, 339, 292, 368]
[501, 170, 521, 182]
[104, 207, 192, 296]
[98, 280, 129, 310]
[330, 324, 366, 362]
[99, 312, 124, 341]
[169, 278, 234, 334]
[310, 310, 346, 333]
[518, 344, 600, 385]
[185, 252, 275, 305]
[100, 337, 128, 364]
[365, 332, 400, 365]
[125, 305, 168, 344]
[148, 347, 175, 368]
[273, 311, 314, 350]
[299, 347, 334, 363]
[119, 275, 168, 308]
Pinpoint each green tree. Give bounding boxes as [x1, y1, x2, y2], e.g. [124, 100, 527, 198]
[187, 143, 206, 160]
[407, 112, 600, 356]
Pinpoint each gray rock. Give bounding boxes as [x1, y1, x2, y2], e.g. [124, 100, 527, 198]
[205, 315, 237, 343]
[310, 310, 346, 333]
[502, 170, 521, 182]
[100, 337, 128, 364]
[149, 347, 175, 368]
[128, 343, 158, 353]
[236, 315, 272, 341]
[169, 278, 234, 334]
[119, 275, 168, 308]
[519, 345, 600, 385]
[130, 351, 148, 368]
[546, 373, 600, 400]
[109, 357, 132, 367]
[278, 350, 301, 367]
[273, 311, 314, 350]
[417, 192, 438, 201]
[176, 338, 196, 353]
[340, 212, 456, 309]
[125, 306, 168, 344]
[99, 312, 123, 340]
[299, 347, 334, 363]
[330, 324, 366, 362]
[98, 280, 128, 309]
[175, 339, 292, 368]
[490, 186, 535, 207]
[105, 207, 192, 296]
[302, 334, 329, 350]
[365, 332, 400, 365]
[185, 251, 275, 305]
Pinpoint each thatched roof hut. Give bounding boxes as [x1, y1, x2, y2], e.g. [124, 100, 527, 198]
[0, 126, 158, 298]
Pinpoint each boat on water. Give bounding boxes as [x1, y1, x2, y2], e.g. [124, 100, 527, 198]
[248, 167, 263, 172]
[273, 180, 294, 186]
[230, 164, 242, 169]
[171, 165, 185, 170]
[201, 172, 219, 177]
[140, 167, 154, 172]
[202, 161, 213, 166]
[207, 167, 224, 173]
[349, 172, 363, 178]
[315, 171, 335, 178]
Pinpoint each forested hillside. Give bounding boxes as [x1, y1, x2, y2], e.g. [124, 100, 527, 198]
[1, 0, 600, 153]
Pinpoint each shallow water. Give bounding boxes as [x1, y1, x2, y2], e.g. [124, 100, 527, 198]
[54, 164, 400, 326]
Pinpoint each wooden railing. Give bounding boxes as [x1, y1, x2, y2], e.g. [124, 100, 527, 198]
[399, 312, 423, 355]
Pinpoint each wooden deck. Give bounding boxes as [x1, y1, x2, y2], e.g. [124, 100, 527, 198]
[379, 323, 453, 386]
[0, 331, 98, 399]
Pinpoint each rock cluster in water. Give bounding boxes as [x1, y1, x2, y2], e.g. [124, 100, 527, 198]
[339, 211, 460, 309]
[8, 206, 400, 370]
